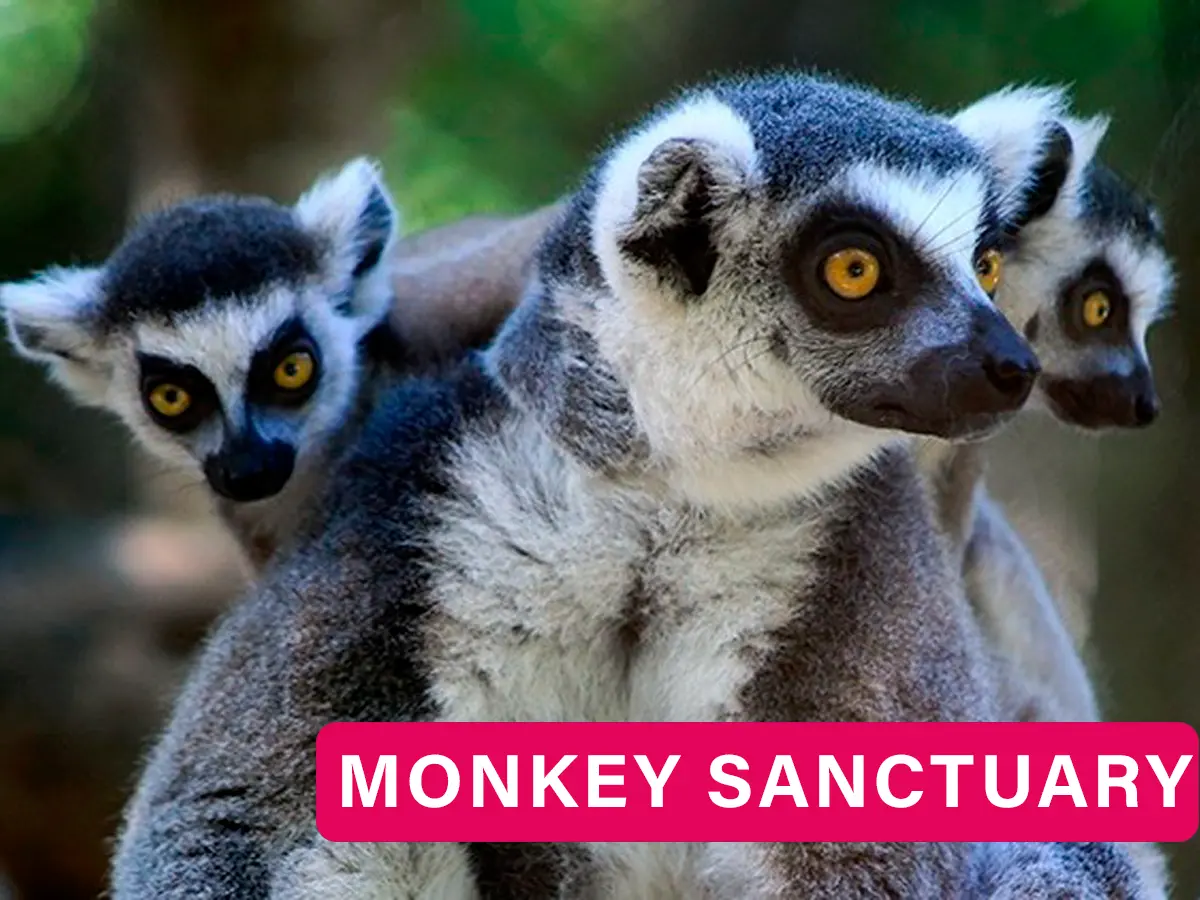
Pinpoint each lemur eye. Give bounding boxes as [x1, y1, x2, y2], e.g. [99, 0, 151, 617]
[975, 249, 1003, 295]
[147, 383, 192, 417]
[1082, 291, 1112, 328]
[822, 248, 881, 299]
[274, 351, 315, 390]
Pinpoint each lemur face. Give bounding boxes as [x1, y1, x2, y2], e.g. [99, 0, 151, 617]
[589, 75, 1039, 458]
[953, 87, 1174, 431]
[1001, 162, 1172, 430]
[3, 158, 399, 503]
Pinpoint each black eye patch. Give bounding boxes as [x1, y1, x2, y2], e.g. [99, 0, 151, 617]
[137, 353, 220, 433]
[246, 316, 322, 408]
[783, 203, 932, 334]
[1058, 259, 1132, 346]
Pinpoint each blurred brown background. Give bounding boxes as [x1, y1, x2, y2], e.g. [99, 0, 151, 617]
[0, 0, 1196, 897]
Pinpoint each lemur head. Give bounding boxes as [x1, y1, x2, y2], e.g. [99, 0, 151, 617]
[3, 157, 398, 503]
[954, 86, 1174, 431]
[500, 73, 1043, 504]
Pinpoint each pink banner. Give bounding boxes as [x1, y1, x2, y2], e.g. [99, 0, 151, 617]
[316, 722, 1197, 842]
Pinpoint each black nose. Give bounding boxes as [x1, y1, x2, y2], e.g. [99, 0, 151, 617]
[916, 308, 1039, 433]
[833, 308, 1040, 440]
[1042, 368, 1159, 431]
[1133, 392, 1160, 427]
[983, 354, 1040, 402]
[204, 436, 295, 502]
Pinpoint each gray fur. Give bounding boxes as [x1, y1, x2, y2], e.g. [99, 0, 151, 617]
[108, 73, 1150, 899]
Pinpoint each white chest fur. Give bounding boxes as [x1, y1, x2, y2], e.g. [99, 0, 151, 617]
[422, 415, 820, 727]
[411, 416, 821, 899]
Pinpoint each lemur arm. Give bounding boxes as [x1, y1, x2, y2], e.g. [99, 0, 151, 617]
[109, 542, 438, 899]
[111, 574, 315, 899]
[963, 491, 1098, 723]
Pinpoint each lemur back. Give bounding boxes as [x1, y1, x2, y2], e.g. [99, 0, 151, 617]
[1, 162, 547, 570]
[107, 73, 1152, 899]
[387, 203, 566, 369]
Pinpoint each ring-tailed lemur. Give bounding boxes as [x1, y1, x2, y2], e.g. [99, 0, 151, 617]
[108, 72, 1149, 899]
[931, 86, 1174, 724]
[1, 162, 561, 570]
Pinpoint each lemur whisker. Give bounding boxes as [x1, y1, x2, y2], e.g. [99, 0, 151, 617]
[907, 170, 971, 248]
[705, 319, 760, 386]
[916, 176, 1030, 258]
[688, 334, 773, 395]
[924, 229, 985, 263]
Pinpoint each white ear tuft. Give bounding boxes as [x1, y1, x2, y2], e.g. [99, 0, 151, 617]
[1061, 113, 1110, 173]
[3, 266, 105, 362]
[952, 84, 1073, 219]
[3, 266, 114, 406]
[293, 156, 401, 324]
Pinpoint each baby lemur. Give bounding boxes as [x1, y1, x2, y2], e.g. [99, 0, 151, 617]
[2, 161, 561, 569]
[104, 72, 1149, 899]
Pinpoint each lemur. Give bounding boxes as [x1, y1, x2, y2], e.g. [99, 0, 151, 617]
[103, 72, 1152, 899]
[929, 86, 1174, 726]
[1, 163, 561, 571]
[349, 89, 1172, 737]
[945, 89, 1176, 898]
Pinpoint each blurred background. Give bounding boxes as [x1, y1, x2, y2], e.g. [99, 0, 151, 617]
[0, 0, 1195, 896]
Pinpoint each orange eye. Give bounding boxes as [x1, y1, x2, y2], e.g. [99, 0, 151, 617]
[147, 383, 191, 417]
[1082, 291, 1112, 328]
[822, 247, 881, 299]
[975, 249, 1002, 295]
[274, 351, 315, 390]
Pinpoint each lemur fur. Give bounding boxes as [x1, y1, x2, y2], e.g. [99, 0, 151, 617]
[108, 73, 1151, 899]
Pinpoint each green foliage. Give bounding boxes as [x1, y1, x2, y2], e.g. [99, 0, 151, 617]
[389, 0, 1178, 231]
[0, 0, 94, 141]
[386, 0, 654, 232]
[881, 0, 1170, 169]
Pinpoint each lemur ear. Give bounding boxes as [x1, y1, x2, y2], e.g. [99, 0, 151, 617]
[614, 137, 733, 297]
[952, 85, 1075, 228]
[294, 156, 399, 322]
[1062, 114, 1109, 170]
[1010, 114, 1110, 230]
[3, 266, 104, 361]
[2, 266, 113, 406]
[593, 96, 754, 301]
[1010, 121, 1073, 231]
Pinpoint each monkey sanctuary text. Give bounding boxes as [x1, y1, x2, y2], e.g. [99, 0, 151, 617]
[316, 722, 1197, 842]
